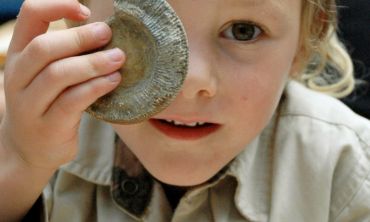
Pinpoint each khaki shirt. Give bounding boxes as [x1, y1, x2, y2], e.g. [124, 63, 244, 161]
[33, 81, 370, 222]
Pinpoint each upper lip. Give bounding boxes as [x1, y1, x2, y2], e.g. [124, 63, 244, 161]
[151, 115, 219, 125]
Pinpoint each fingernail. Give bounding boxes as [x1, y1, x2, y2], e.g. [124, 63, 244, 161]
[92, 23, 110, 40]
[80, 4, 91, 17]
[105, 48, 124, 62]
[106, 72, 121, 82]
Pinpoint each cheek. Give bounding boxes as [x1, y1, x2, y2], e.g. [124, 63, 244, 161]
[229, 60, 289, 103]
[112, 124, 142, 147]
[220, 53, 292, 127]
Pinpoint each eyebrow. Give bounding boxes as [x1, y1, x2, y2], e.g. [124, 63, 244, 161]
[238, 0, 289, 23]
[241, 0, 266, 6]
[239, 0, 285, 13]
[228, 0, 294, 34]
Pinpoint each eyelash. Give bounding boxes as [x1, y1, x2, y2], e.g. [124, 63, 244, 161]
[220, 21, 263, 43]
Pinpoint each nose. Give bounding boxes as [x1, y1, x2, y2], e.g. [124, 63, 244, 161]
[180, 43, 218, 99]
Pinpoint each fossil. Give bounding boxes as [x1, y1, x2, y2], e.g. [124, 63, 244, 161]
[87, 0, 188, 124]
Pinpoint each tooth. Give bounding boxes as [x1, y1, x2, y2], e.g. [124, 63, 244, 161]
[174, 121, 183, 125]
[165, 120, 207, 127]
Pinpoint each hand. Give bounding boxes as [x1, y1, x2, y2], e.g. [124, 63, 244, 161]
[0, 0, 125, 170]
[0, 70, 4, 120]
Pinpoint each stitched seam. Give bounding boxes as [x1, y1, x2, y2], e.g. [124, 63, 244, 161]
[332, 168, 370, 221]
[280, 112, 370, 221]
[280, 113, 370, 147]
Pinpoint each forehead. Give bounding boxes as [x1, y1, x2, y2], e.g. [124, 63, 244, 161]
[167, 0, 301, 29]
[85, 0, 300, 24]
[85, 0, 297, 11]
[169, 0, 295, 12]
[232, 0, 298, 22]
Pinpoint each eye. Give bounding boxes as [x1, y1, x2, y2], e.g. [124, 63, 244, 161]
[221, 22, 262, 42]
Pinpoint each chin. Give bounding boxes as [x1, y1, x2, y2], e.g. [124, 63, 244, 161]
[152, 173, 212, 187]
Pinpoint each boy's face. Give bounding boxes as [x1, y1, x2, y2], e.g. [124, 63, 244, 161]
[88, 0, 302, 186]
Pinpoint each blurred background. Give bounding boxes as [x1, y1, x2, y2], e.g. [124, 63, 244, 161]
[337, 0, 370, 119]
[0, 0, 23, 24]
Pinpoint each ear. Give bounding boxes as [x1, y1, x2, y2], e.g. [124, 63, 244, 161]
[289, 39, 309, 78]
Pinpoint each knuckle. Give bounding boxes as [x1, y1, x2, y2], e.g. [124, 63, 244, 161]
[64, 0, 82, 12]
[27, 35, 50, 58]
[81, 83, 98, 99]
[66, 0, 82, 14]
[86, 54, 102, 76]
[55, 97, 73, 116]
[20, 0, 38, 15]
[54, 77, 111, 115]
[3, 75, 15, 93]
[72, 28, 88, 52]
[83, 79, 109, 100]
[84, 82, 102, 97]
[43, 62, 64, 84]
[57, 87, 89, 114]
[4, 58, 23, 92]
[3, 63, 16, 80]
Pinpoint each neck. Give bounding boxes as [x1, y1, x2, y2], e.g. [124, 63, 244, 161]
[161, 182, 188, 211]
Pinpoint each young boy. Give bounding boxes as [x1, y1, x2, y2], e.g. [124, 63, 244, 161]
[1, 0, 370, 221]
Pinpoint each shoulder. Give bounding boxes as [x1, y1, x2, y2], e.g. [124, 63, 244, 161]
[279, 80, 370, 221]
[280, 80, 370, 147]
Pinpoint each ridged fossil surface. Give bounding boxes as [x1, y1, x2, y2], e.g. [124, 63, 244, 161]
[87, 0, 188, 124]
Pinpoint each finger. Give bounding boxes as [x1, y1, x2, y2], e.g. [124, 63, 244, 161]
[43, 72, 121, 125]
[24, 48, 124, 116]
[8, 22, 112, 91]
[8, 0, 90, 55]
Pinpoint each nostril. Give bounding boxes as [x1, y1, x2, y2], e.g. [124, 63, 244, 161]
[180, 74, 217, 99]
[199, 89, 215, 98]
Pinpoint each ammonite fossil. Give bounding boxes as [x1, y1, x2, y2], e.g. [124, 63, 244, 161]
[86, 0, 188, 123]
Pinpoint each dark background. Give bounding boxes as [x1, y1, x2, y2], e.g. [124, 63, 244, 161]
[0, 0, 23, 24]
[337, 0, 370, 119]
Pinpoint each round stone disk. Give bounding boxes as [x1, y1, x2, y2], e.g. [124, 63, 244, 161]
[87, 0, 188, 124]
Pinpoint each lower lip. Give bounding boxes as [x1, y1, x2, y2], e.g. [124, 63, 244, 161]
[149, 119, 221, 140]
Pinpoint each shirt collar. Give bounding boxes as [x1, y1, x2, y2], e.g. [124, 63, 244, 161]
[225, 109, 279, 222]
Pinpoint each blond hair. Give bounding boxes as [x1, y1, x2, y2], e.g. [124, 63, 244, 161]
[75, 0, 354, 98]
[296, 0, 354, 98]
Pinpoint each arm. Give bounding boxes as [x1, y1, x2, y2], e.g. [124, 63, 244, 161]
[333, 172, 370, 222]
[0, 70, 4, 120]
[0, 0, 124, 220]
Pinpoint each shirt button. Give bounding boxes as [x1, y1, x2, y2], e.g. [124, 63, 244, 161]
[121, 179, 139, 195]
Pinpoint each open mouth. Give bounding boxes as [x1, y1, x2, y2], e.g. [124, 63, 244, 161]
[149, 119, 221, 140]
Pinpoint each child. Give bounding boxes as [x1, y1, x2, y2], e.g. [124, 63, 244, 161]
[1, 0, 370, 221]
